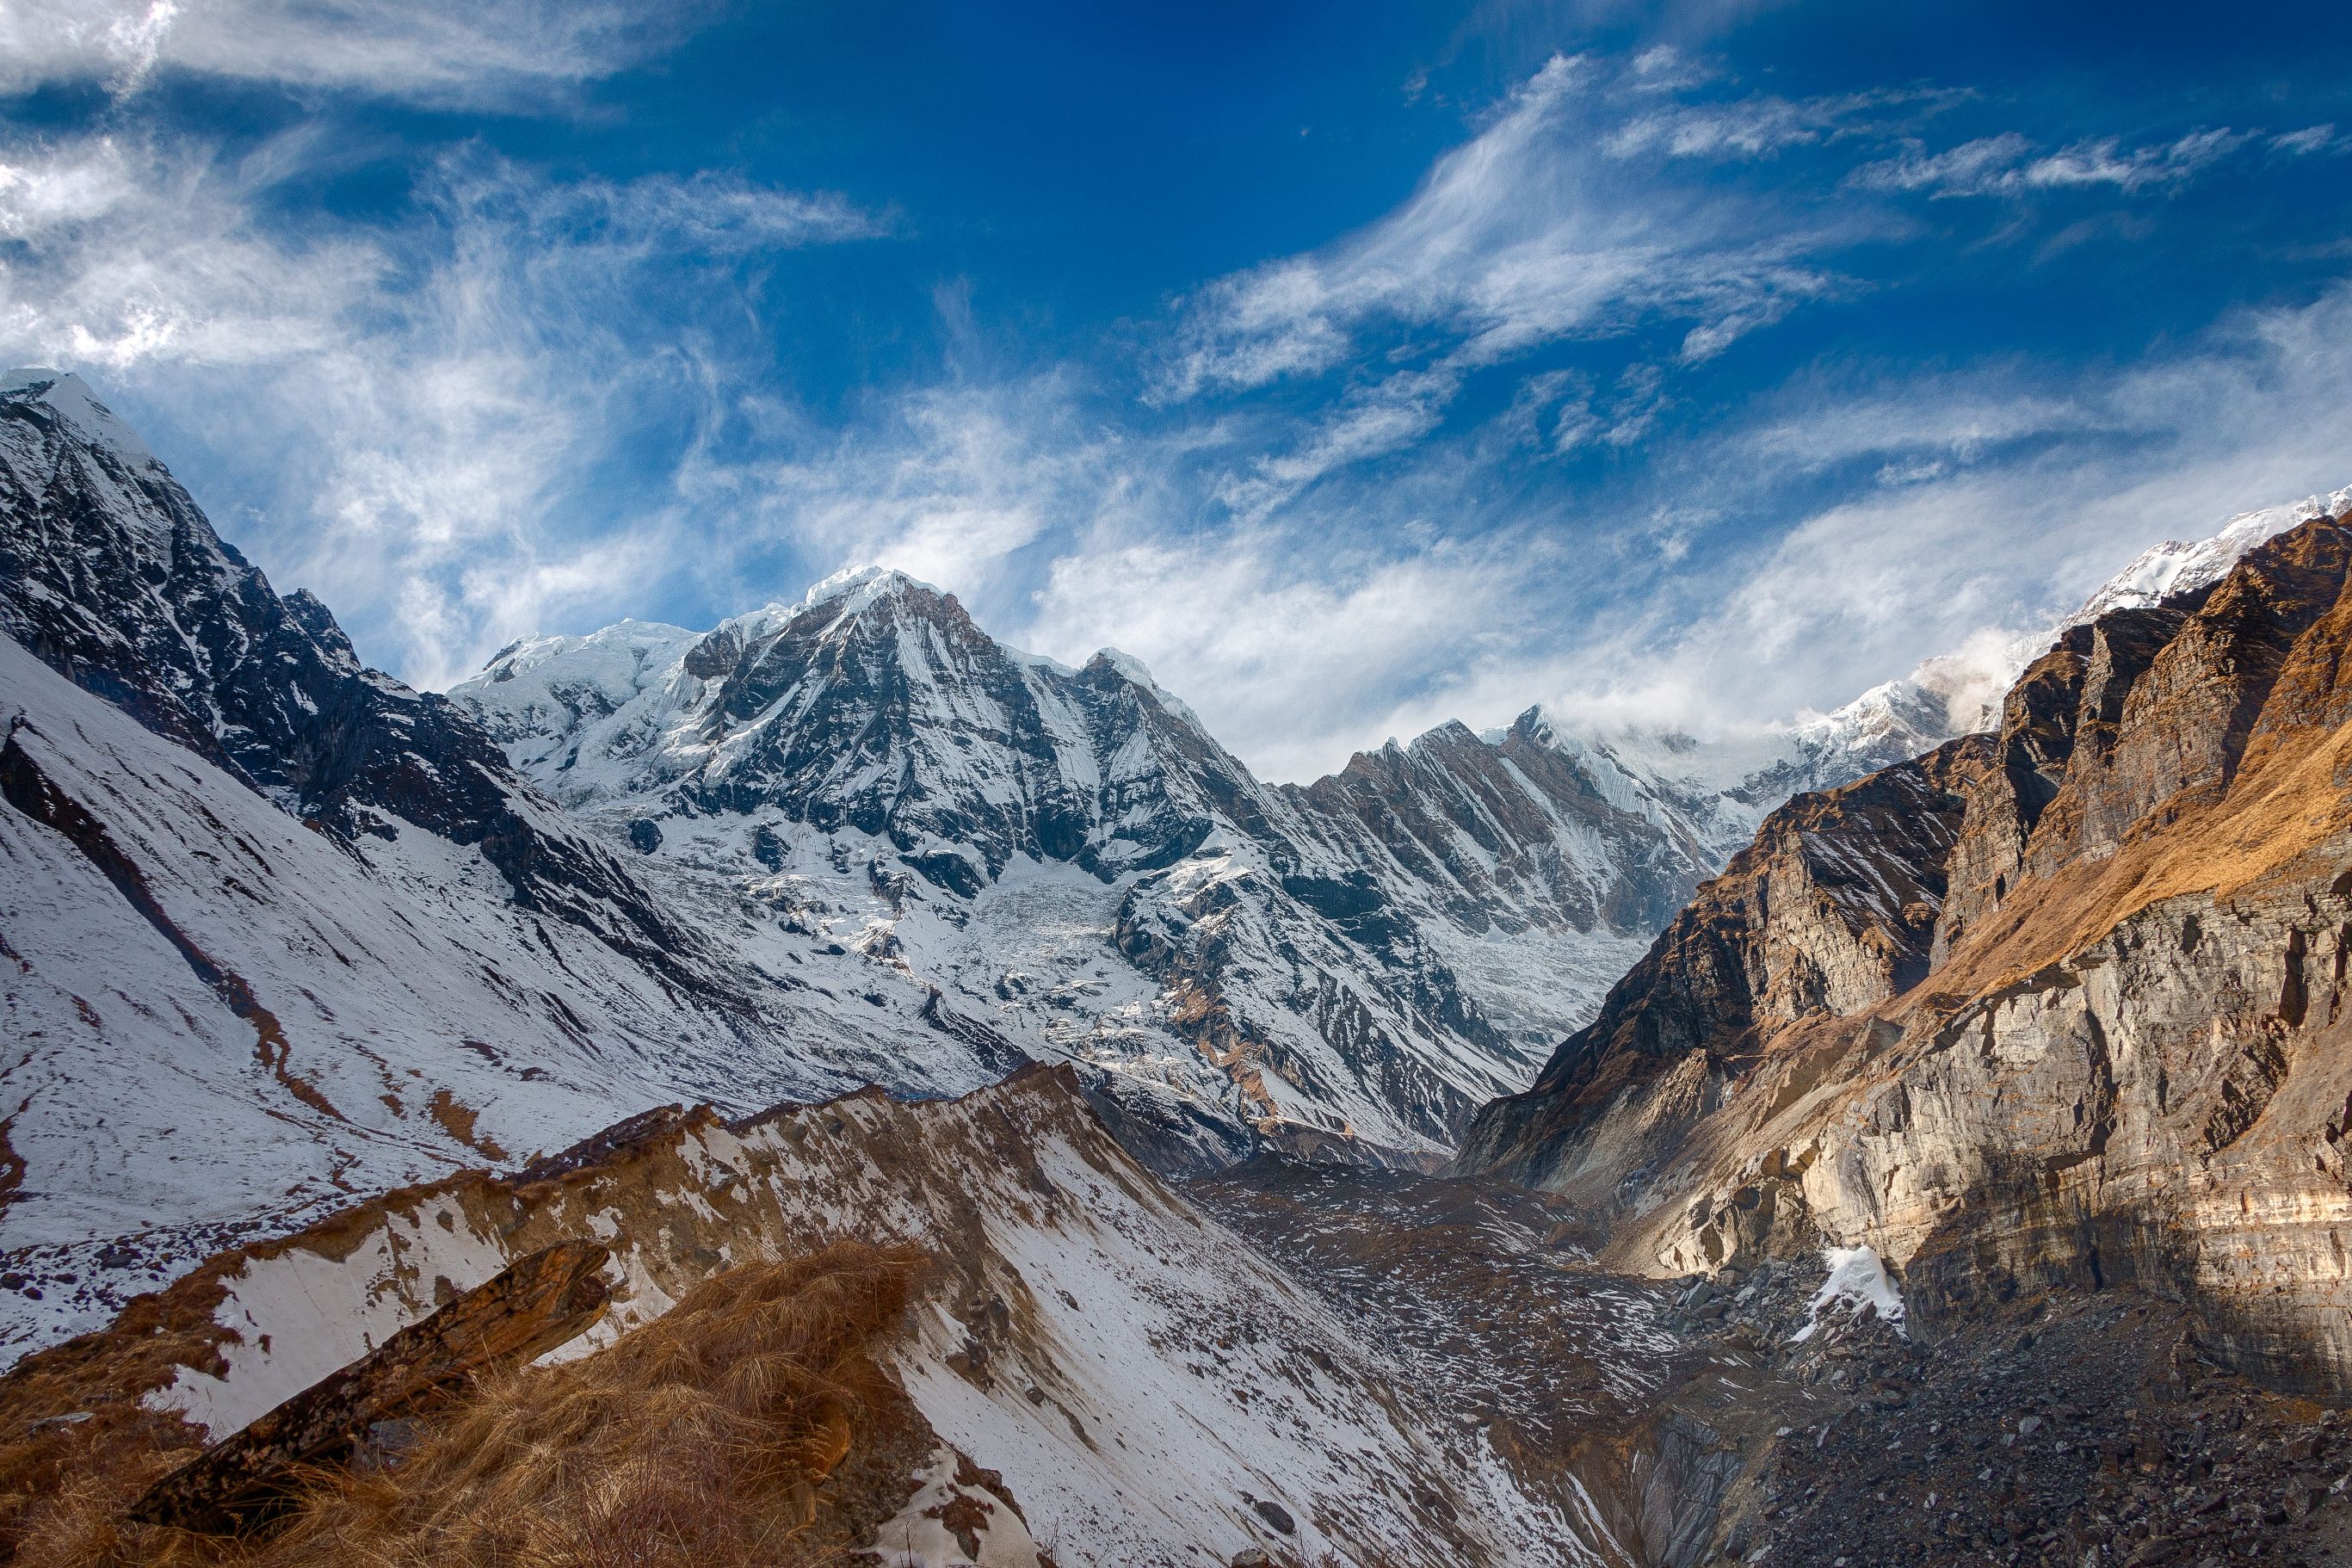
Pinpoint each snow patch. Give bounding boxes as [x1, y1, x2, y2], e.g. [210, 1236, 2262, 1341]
[2068, 482, 2352, 627]
[864, 1449, 1043, 1568]
[2, 369, 157, 466]
[800, 564, 944, 614]
[1791, 1246, 1907, 1343]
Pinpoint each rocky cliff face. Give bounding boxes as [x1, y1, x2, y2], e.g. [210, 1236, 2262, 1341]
[1459, 510, 2352, 1394]
[1457, 736, 1990, 1207]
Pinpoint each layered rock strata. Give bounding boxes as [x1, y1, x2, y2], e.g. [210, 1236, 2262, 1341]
[1460, 514, 2352, 1393]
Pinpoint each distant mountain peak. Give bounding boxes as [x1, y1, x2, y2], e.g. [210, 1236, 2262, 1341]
[1, 367, 157, 469]
[2066, 482, 2352, 627]
[795, 563, 945, 615]
[1077, 645, 1159, 688]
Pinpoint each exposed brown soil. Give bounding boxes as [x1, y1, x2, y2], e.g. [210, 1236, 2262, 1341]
[424, 1090, 508, 1164]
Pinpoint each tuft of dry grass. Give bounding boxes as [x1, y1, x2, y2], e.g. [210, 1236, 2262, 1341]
[6, 1241, 925, 1568]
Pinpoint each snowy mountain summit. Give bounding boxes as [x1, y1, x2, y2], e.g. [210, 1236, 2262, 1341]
[450, 558, 1980, 1170]
[0, 373, 1014, 1354]
[463, 567, 1253, 893]
[2068, 482, 2352, 626]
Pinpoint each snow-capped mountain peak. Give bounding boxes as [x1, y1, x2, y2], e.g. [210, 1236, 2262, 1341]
[0, 380, 1034, 1355]
[0, 367, 157, 470]
[2066, 482, 2352, 626]
[793, 561, 945, 615]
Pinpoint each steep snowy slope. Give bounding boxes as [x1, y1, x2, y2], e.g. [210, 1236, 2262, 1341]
[0, 371, 692, 975]
[0, 373, 1015, 1360]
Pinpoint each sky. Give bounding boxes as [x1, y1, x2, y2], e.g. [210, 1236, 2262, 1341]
[7, 1, 2352, 780]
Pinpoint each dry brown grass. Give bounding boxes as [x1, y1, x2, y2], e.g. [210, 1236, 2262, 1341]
[5, 1241, 926, 1568]
[1905, 715, 2352, 1016]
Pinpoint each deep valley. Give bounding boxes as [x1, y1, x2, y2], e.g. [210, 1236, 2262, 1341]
[7, 367, 2352, 1565]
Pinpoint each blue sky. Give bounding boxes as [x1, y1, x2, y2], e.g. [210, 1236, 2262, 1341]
[8, 1, 2352, 778]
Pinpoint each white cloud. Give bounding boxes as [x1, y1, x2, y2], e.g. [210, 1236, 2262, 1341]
[1011, 278, 2352, 781]
[0, 132, 886, 688]
[0, 0, 705, 105]
[1643, 281, 2352, 727]
[0, 133, 388, 368]
[1160, 54, 1846, 406]
[1603, 85, 1960, 162]
[2272, 125, 2340, 157]
[1625, 45, 1719, 94]
[1846, 133, 2034, 194]
[1212, 367, 1460, 518]
[1850, 127, 2254, 199]
[1023, 531, 1547, 783]
[0, 136, 146, 238]
[1155, 52, 1859, 522]
[673, 373, 1135, 608]
[1540, 360, 1672, 450]
[2024, 128, 2250, 190]
[1740, 374, 2097, 471]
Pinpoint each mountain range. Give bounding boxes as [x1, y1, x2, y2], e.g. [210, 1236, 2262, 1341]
[7, 367, 2352, 1567]
[3, 366, 2342, 1347]
[443, 561, 1975, 1168]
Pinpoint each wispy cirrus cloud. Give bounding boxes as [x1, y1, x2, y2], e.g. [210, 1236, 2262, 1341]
[1151, 51, 1886, 537]
[1210, 367, 1462, 519]
[1575, 281, 2352, 736]
[983, 274, 2352, 781]
[0, 130, 888, 687]
[1602, 81, 1963, 161]
[0, 0, 712, 104]
[671, 370, 1144, 612]
[1159, 53, 1850, 407]
[2272, 124, 2343, 157]
[1023, 527, 1554, 781]
[1850, 127, 2256, 197]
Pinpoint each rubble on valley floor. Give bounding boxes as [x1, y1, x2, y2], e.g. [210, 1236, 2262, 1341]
[1651, 1255, 2352, 1567]
[1201, 1157, 2352, 1568]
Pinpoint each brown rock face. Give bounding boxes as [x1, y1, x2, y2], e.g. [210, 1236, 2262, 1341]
[1456, 737, 1987, 1209]
[1458, 514, 2352, 1393]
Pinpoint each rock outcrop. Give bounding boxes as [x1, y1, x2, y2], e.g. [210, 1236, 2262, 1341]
[131, 1241, 611, 1533]
[1457, 737, 1989, 1210]
[1460, 512, 2352, 1394]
